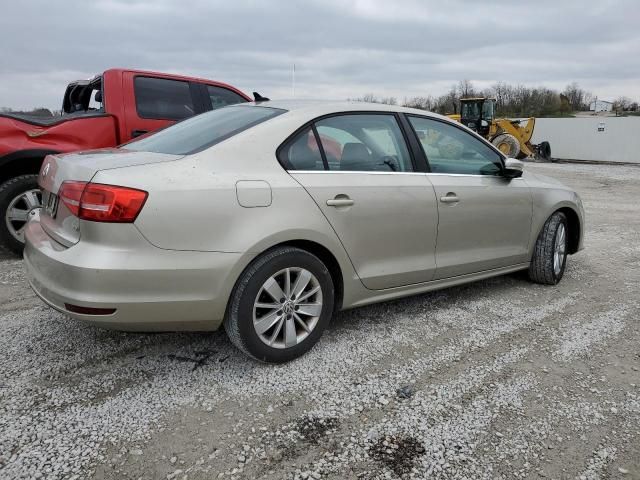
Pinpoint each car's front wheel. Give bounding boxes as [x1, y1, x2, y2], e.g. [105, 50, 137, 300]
[528, 211, 568, 285]
[224, 246, 335, 363]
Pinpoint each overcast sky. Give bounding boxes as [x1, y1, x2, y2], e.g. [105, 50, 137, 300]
[1, 0, 638, 110]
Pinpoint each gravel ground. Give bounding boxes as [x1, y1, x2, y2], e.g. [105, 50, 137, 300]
[1, 162, 639, 480]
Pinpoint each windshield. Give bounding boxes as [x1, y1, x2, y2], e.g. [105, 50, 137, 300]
[124, 105, 286, 155]
[461, 101, 480, 119]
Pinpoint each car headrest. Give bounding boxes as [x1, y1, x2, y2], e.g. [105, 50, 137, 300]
[289, 140, 320, 170]
[341, 143, 370, 170]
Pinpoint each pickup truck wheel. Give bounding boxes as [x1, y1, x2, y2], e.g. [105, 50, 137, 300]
[0, 175, 42, 255]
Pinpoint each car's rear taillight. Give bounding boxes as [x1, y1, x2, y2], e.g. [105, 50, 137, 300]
[59, 181, 148, 223]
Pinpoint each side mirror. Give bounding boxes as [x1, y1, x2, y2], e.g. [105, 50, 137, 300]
[503, 158, 524, 178]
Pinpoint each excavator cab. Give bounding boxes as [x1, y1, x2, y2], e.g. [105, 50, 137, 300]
[460, 97, 496, 137]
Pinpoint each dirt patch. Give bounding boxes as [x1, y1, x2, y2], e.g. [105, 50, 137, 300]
[295, 415, 340, 444]
[368, 435, 425, 476]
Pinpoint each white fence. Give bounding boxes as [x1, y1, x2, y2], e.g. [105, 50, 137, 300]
[530, 117, 640, 164]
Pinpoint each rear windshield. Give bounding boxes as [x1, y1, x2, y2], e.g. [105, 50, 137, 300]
[124, 105, 285, 155]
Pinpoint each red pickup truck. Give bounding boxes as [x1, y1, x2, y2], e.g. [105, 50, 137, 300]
[0, 68, 250, 254]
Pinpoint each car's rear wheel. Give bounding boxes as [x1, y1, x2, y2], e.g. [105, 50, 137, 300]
[0, 175, 42, 256]
[224, 246, 334, 363]
[528, 211, 568, 285]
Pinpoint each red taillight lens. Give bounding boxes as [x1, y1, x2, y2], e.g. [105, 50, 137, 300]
[58, 181, 148, 223]
[58, 181, 85, 216]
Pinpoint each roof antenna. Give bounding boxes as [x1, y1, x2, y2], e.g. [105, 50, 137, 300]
[253, 92, 270, 102]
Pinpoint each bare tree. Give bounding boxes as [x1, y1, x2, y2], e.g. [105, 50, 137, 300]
[457, 79, 475, 98]
[403, 96, 436, 111]
[613, 96, 633, 111]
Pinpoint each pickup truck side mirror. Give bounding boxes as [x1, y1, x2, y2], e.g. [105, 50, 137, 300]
[503, 158, 524, 178]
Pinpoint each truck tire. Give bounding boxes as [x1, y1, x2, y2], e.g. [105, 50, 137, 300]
[0, 175, 41, 256]
[492, 134, 520, 158]
[538, 141, 552, 161]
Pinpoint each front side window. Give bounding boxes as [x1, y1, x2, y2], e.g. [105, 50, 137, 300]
[409, 116, 503, 175]
[125, 105, 285, 155]
[134, 77, 195, 120]
[207, 85, 247, 110]
[314, 114, 413, 172]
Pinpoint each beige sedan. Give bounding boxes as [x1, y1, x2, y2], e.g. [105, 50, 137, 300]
[24, 101, 584, 362]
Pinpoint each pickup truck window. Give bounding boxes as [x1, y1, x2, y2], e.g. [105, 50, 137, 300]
[125, 105, 286, 155]
[207, 85, 247, 110]
[134, 76, 195, 121]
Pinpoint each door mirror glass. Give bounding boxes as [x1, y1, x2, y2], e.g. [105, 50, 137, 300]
[503, 158, 524, 178]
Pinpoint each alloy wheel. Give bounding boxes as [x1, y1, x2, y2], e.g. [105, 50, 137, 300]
[553, 223, 566, 276]
[5, 189, 42, 243]
[253, 267, 323, 349]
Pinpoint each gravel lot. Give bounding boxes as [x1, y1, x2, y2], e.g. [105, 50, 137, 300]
[1, 162, 639, 480]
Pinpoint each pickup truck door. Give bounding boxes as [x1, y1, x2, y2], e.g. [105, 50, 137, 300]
[120, 72, 206, 143]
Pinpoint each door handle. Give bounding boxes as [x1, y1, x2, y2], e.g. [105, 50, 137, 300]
[131, 129, 149, 138]
[440, 193, 460, 204]
[326, 197, 354, 207]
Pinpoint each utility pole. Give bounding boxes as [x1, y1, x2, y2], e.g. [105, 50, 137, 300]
[292, 63, 296, 98]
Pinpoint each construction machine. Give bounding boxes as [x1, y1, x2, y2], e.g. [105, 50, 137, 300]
[448, 97, 551, 160]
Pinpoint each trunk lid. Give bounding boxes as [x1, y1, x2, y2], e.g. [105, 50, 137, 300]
[37, 148, 182, 246]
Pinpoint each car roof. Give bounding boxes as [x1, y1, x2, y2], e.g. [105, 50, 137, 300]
[245, 99, 451, 122]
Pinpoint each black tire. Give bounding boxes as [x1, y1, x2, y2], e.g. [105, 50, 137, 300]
[224, 246, 335, 363]
[491, 134, 520, 158]
[0, 174, 40, 256]
[538, 141, 552, 161]
[528, 212, 568, 285]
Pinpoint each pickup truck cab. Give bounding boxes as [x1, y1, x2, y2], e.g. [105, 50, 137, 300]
[0, 68, 250, 254]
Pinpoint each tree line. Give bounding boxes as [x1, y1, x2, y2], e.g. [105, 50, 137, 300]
[354, 80, 639, 117]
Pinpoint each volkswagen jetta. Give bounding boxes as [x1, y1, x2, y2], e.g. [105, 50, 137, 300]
[24, 100, 584, 362]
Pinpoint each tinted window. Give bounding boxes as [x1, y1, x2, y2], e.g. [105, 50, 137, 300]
[207, 85, 247, 110]
[134, 77, 195, 120]
[408, 116, 502, 175]
[278, 127, 324, 170]
[315, 115, 413, 172]
[125, 105, 285, 155]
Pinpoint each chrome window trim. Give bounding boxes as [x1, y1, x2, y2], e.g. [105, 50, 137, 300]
[425, 172, 523, 179]
[288, 170, 523, 179]
[288, 170, 427, 176]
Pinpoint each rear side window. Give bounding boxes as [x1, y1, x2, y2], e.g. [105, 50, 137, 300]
[278, 127, 325, 170]
[315, 114, 413, 172]
[279, 114, 414, 172]
[125, 105, 285, 155]
[134, 77, 195, 120]
[207, 85, 247, 110]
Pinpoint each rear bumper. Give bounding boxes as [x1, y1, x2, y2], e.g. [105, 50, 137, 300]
[23, 220, 247, 331]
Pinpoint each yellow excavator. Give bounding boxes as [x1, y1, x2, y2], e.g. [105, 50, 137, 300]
[448, 97, 551, 160]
